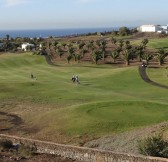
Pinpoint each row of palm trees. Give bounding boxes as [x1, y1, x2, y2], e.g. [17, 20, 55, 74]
[45, 37, 168, 66]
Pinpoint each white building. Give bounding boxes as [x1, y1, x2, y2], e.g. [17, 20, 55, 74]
[139, 25, 162, 32]
[160, 25, 168, 34]
[39, 43, 43, 50]
[21, 43, 35, 51]
[138, 24, 168, 34]
[161, 25, 168, 30]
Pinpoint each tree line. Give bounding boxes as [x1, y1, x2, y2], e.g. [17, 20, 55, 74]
[0, 34, 44, 52]
[0, 31, 167, 66]
[45, 37, 168, 66]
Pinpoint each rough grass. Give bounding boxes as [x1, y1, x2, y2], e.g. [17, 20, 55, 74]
[0, 53, 168, 143]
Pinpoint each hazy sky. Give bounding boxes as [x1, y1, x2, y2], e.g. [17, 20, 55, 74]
[0, 0, 168, 30]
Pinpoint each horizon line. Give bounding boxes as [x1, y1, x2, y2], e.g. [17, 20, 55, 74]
[0, 26, 137, 31]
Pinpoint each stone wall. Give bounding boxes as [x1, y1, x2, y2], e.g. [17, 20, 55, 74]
[0, 134, 168, 162]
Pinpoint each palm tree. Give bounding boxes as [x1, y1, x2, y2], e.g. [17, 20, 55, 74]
[142, 53, 153, 65]
[111, 50, 119, 63]
[67, 54, 73, 64]
[74, 54, 82, 63]
[53, 41, 59, 48]
[111, 37, 117, 45]
[118, 39, 124, 49]
[92, 50, 102, 64]
[136, 46, 144, 62]
[81, 49, 88, 57]
[156, 48, 168, 65]
[101, 50, 107, 62]
[141, 38, 149, 50]
[68, 43, 74, 49]
[48, 42, 52, 49]
[100, 40, 107, 48]
[68, 47, 75, 56]
[87, 41, 94, 51]
[78, 42, 85, 50]
[125, 44, 132, 50]
[66, 47, 76, 63]
[125, 40, 130, 46]
[116, 47, 122, 54]
[99, 40, 107, 62]
[62, 42, 67, 49]
[56, 47, 64, 58]
[96, 40, 101, 47]
[123, 48, 133, 65]
[4, 34, 10, 51]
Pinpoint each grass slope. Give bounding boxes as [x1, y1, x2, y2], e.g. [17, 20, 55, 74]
[0, 53, 168, 143]
[131, 38, 168, 49]
[147, 67, 168, 85]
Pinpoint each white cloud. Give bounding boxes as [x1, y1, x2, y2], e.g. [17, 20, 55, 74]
[4, 0, 28, 7]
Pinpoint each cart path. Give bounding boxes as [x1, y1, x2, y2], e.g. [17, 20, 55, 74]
[44, 55, 54, 65]
[139, 66, 168, 89]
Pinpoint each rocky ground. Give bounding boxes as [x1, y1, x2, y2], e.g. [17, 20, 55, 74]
[1, 122, 168, 162]
[0, 152, 80, 162]
[84, 122, 168, 155]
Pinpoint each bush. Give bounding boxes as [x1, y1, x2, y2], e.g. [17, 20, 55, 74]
[0, 139, 13, 151]
[138, 135, 168, 158]
[32, 51, 38, 55]
[17, 143, 37, 158]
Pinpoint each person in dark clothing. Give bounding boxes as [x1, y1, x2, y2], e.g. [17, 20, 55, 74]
[75, 75, 80, 84]
[72, 74, 76, 83]
[31, 73, 34, 79]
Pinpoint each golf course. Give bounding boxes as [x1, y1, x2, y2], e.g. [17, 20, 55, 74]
[0, 52, 168, 149]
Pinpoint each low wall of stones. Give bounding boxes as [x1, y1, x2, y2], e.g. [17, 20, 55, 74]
[0, 134, 168, 162]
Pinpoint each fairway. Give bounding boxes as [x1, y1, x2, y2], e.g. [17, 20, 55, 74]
[131, 38, 168, 49]
[0, 53, 168, 143]
[147, 67, 168, 85]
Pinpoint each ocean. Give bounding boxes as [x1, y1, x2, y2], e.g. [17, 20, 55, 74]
[0, 28, 119, 38]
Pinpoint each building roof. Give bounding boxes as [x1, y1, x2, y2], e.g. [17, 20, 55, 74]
[22, 43, 34, 46]
[140, 25, 159, 27]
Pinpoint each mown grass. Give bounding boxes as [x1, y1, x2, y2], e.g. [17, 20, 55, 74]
[40, 101, 168, 136]
[131, 38, 168, 50]
[0, 53, 168, 141]
[147, 67, 168, 85]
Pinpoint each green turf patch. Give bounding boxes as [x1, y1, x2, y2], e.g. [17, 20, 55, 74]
[147, 67, 168, 85]
[0, 53, 168, 141]
[38, 101, 168, 136]
[131, 38, 168, 49]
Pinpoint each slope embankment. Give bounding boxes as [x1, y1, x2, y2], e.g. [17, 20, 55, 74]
[1, 134, 168, 162]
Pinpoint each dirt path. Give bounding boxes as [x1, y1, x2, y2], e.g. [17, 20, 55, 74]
[44, 55, 54, 65]
[0, 111, 23, 132]
[139, 66, 168, 89]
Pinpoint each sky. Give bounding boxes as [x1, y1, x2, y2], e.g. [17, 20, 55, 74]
[0, 0, 168, 30]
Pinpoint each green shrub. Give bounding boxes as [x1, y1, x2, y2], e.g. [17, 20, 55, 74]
[32, 51, 38, 55]
[138, 135, 168, 158]
[0, 139, 13, 151]
[17, 143, 37, 158]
